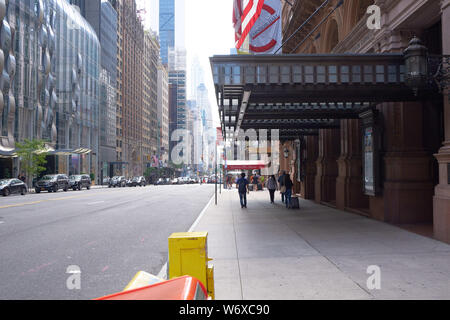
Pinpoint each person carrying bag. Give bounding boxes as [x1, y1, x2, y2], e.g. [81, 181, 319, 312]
[278, 171, 286, 203]
[267, 175, 278, 204]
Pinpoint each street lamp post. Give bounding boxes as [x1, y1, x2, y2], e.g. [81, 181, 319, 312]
[215, 141, 218, 206]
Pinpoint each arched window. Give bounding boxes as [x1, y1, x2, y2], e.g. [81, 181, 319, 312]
[326, 19, 339, 52]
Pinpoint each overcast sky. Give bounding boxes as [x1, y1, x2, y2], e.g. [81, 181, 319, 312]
[137, 0, 235, 127]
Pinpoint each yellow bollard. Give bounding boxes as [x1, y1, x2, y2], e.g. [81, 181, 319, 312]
[168, 232, 215, 299]
[206, 265, 215, 300]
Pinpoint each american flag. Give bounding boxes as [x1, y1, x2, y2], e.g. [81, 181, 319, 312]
[233, 0, 265, 50]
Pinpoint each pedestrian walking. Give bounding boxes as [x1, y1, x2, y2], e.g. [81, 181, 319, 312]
[284, 174, 294, 209]
[278, 171, 286, 203]
[236, 172, 249, 209]
[18, 173, 26, 183]
[267, 175, 278, 204]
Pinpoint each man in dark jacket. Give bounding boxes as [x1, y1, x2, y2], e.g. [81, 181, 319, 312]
[284, 174, 294, 209]
[278, 171, 286, 203]
[236, 173, 249, 209]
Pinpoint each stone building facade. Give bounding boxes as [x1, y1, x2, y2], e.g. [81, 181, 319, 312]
[279, 0, 450, 243]
[143, 30, 160, 168]
[113, 0, 144, 176]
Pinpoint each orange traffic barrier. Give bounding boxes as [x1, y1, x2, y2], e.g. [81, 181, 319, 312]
[95, 276, 209, 300]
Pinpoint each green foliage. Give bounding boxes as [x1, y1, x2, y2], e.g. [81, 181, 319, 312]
[15, 139, 48, 184]
[169, 161, 184, 170]
[3, 168, 11, 179]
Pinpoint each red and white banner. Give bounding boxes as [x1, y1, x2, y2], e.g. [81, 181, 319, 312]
[249, 0, 282, 54]
[233, 0, 265, 50]
[216, 127, 224, 145]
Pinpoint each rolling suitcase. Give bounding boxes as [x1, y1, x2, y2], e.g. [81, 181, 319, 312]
[290, 196, 300, 209]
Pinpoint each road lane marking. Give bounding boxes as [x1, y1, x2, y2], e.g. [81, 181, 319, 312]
[0, 201, 44, 209]
[87, 201, 105, 205]
[188, 194, 215, 232]
[0, 194, 95, 210]
[47, 195, 93, 202]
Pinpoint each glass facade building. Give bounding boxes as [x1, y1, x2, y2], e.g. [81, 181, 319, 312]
[168, 70, 186, 130]
[52, 0, 100, 176]
[98, 0, 117, 179]
[159, 0, 174, 66]
[69, 0, 118, 179]
[0, 0, 100, 180]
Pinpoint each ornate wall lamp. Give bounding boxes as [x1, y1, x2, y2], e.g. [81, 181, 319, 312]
[404, 37, 450, 96]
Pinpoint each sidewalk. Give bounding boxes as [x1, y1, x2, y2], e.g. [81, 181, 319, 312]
[193, 189, 450, 300]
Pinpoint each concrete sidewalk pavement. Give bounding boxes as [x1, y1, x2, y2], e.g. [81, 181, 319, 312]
[193, 188, 450, 300]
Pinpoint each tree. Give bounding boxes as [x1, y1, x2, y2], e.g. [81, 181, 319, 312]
[15, 139, 48, 188]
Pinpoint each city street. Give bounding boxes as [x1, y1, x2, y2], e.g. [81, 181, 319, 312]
[0, 184, 214, 300]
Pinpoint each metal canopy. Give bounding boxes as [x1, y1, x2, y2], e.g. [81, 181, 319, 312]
[211, 53, 438, 140]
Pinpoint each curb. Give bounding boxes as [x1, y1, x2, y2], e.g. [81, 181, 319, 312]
[157, 193, 215, 280]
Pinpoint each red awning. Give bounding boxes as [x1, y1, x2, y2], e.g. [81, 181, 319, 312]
[224, 160, 267, 170]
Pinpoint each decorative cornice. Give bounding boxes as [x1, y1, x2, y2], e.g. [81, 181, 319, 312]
[333, 17, 376, 53]
[441, 0, 450, 11]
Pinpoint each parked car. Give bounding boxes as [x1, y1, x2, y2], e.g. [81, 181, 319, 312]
[0, 179, 27, 197]
[109, 176, 127, 188]
[131, 176, 146, 187]
[155, 178, 166, 185]
[182, 177, 191, 184]
[69, 174, 91, 191]
[171, 178, 179, 185]
[35, 174, 69, 193]
[103, 177, 111, 185]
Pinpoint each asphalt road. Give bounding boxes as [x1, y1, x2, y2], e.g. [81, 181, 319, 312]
[0, 184, 215, 300]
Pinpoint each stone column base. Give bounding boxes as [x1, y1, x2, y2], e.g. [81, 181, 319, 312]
[336, 175, 369, 211]
[434, 186, 450, 243]
[302, 173, 316, 200]
[383, 181, 434, 224]
[315, 174, 337, 204]
[433, 144, 450, 243]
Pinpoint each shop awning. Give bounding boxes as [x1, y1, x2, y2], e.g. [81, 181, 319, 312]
[0, 151, 17, 159]
[224, 160, 267, 170]
[0, 146, 91, 158]
[49, 148, 92, 156]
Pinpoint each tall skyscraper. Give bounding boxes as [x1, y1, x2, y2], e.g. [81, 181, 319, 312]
[158, 65, 170, 166]
[196, 83, 215, 173]
[143, 31, 161, 168]
[159, 0, 175, 66]
[189, 55, 204, 100]
[111, 0, 145, 177]
[70, 0, 119, 180]
[168, 47, 186, 72]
